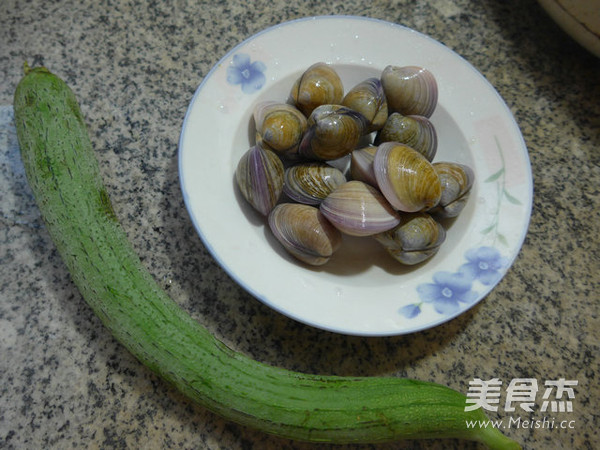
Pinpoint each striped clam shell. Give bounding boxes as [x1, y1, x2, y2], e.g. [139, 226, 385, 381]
[319, 180, 401, 237]
[253, 101, 307, 156]
[283, 163, 346, 205]
[299, 104, 367, 161]
[342, 77, 388, 133]
[290, 62, 344, 116]
[373, 142, 442, 213]
[235, 144, 284, 216]
[380, 65, 438, 118]
[429, 162, 475, 218]
[374, 212, 446, 265]
[268, 203, 342, 266]
[374, 112, 438, 162]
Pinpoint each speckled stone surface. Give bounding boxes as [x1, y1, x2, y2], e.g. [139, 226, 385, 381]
[1, 1, 598, 449]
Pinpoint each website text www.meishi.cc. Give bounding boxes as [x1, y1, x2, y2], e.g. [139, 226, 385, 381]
[466, 416, 576, 430]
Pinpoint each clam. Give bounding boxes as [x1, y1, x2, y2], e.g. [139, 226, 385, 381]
[373, 142, 442, 213]
[380, 65, 438, 118]
[350, 145, 378, 186]
[235, 144, 284, 216]
[320, 180, 401, 237]
[374, 212, 446, 265]
[299, 104, 367, 161]
[374, 112, 437, 161]
[268, 203, 342, 266]
[290, 62, 344, 116]
[253, 101, 307, 157]
[283, 163, 347, 205]
[429, 162, 475, 218]
[342, 77, 388, 133]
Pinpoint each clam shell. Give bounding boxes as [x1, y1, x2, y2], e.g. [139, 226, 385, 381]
[290, 62, 344, 116]
[350, 145, 378, 186]
[342, 77, 388, 133]
[235, 144, 284, 216]
[373, 142, 442, 213]
[429, 162, 475, 218]
[283, 163, 347, 205]
[253, 101, 307, 156]
[380, 65, 438, 118]
[374, 112, 437, 161]
[320, 180, 401, 236]
[299, 104, 367, 161]
[268, 203, 342, 266]
[374, 212, 446, 265]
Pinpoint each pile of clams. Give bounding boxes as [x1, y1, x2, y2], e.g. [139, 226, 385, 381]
[235, 62, 474, 267]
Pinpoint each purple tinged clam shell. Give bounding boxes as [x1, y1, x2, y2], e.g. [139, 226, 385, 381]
[235, 144, 284, 216]
[268, 203, 342, 266]
[350, 145, 378, 187]
[319, 180, 401, 237]
[380, 65, 438, 118]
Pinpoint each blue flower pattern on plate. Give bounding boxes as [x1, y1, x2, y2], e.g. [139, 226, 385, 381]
[399, 303, 422, 319]
[226, 53, 266, 94]
[400, 246, 508, 319]
[459, 246, 509, 285]
[417, 271, 479, 315]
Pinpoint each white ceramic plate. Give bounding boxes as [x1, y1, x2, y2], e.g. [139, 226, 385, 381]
[179, 16, 532, 336]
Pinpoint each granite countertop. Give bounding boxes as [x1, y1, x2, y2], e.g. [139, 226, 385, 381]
[1, 1, 598, 449]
